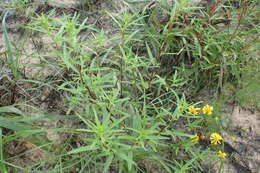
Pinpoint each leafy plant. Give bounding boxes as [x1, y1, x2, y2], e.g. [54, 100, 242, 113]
[0, 0, 259, 172]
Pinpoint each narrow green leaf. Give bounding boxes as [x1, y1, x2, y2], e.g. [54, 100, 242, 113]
[67, 144, 97, 155]
[103, 155, 114, 173]
[0, 106, 23, 115]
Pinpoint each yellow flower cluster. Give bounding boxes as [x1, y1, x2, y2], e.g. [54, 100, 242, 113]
[188, 104, 226, 159]
[192, 132, 223, 144]
[188, 105, 213, 115]
[191, 133, 227, 159]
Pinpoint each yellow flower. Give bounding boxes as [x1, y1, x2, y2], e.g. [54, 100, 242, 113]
[188, 107, 200, 115]
[202, 105, 213, 115]
[218, 151, 227, 159]
[210, 133, 223, 145]
[191, 135, 199, 143]
[200, 135, 206, 140]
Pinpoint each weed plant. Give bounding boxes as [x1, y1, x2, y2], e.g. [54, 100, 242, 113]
[0, 0, 259, 172]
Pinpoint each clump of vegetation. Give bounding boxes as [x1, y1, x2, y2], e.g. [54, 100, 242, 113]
[0, 0, 259, 172]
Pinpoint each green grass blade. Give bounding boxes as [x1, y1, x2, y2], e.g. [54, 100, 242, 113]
[2, 12, 20, 79]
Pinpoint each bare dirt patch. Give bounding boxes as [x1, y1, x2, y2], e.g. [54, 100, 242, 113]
[222, 106, 260, 173]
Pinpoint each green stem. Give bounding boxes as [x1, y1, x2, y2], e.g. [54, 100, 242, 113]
[0, 128, 8, 173]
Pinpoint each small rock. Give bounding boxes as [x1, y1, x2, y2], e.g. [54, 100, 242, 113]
[47, 0, 79, 8]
